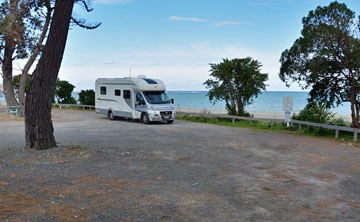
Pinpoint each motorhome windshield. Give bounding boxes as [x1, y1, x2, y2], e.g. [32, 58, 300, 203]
[143, 91, 170, 104]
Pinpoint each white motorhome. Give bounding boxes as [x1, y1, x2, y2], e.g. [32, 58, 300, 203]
[95, 76, 176, 124]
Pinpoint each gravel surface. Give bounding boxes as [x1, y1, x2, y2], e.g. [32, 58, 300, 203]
[0, 106, 359, 221]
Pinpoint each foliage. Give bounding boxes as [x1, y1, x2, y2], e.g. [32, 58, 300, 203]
[78, 89, 95, 105]
[177, 114, 355, 142]
[328, 117, 350, 127]
[204, 57, 268, 116]
[0, 0, 45, 61]
[292, 101, 350, 134]
[55, 80, 76, 104]
[13, 74, 31, 92]
[292, 102, 334, 124]
[279, 1, 360, 128]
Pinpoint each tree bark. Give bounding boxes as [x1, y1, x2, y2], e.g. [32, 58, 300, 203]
[350, 88, 359, 129]
[25, 0, 74, 150]
[349, 70, 360, 128]
[18, 1, 52, 115]
[2, 0, 20, 107]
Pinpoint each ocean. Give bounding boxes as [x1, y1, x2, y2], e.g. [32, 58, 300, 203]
[167, 91, 351, 114]
[0, 91, 351, 114]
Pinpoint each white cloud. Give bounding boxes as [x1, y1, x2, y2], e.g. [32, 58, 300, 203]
[93, 0, 133, 4]
[168, 16, 208, 22]
[58, 41, 303, 91]
[169, 16, 248, 28]
[210, 21, 248, 27]
[0, 41, 302, 92]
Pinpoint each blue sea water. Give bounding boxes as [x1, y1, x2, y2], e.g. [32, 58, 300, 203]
[0, 91, 351, 114]
[166, 91, 351, 114]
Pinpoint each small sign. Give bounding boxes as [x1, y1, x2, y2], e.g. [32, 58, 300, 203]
[285, 111, 291, 122]
[283, 96, 293, 112]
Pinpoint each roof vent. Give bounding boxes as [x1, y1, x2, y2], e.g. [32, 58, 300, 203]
[142, 78, 158, 84]
[137, 75, 146, 79]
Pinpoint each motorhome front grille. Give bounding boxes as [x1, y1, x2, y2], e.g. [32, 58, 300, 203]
[160, 111, 172, 116]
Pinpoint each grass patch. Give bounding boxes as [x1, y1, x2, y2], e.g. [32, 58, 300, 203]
[176, 114, 357, 143]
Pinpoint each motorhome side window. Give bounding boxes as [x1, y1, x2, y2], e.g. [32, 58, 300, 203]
[100, 86, 106, 95]
[115, 89, 121, 96]
[124, 90, 131, 99]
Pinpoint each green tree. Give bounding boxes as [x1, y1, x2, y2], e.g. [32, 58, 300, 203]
[25, 0, 74, 149]
[204, 57, 268, 116]
[13, 74, 31, 92]
[78, 89, 95, 105]
[279, 1, 360, 128]
[55, 80, 76, 104]
[25, 0, 100, 149]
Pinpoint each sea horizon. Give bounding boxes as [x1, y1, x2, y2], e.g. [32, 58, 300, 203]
[0, 90, 351, 114]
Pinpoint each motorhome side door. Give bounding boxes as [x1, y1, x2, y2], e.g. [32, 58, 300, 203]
[114, 89, 122, 110]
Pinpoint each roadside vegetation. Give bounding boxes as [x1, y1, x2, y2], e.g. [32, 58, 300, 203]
[176, 113, 356, 143]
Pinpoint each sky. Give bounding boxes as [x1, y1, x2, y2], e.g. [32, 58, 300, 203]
[5, 0, 360, 91]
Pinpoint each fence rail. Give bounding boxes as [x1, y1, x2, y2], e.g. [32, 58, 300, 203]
[52, 103, 95, 110]
[53, 104, 359, 142]
[178, 111, 359, 142]
[290, 119, 360, 142]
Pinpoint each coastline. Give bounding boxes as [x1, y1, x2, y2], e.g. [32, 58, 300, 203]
[0, 104, 353, 122]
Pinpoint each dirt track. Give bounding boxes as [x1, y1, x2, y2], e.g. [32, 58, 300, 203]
[0, 107, 359, 221]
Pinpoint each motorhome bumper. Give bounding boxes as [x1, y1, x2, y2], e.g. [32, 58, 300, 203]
[148, 110, 175, 121]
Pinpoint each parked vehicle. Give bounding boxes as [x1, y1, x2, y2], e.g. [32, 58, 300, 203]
[95, 76, 176, 124]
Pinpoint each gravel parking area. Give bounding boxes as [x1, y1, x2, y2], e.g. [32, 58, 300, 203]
[0, 106, 360, 221]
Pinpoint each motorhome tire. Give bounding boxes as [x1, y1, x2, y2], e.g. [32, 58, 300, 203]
[141, 113, 150, 124]
[167, 120, 174, 124]
[108, 111, 115, 120]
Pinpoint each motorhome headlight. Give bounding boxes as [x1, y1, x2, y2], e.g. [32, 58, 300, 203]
[148, 110, 159, 116]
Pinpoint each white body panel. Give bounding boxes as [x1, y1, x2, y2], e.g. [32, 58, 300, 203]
[95, 77, 176, 122]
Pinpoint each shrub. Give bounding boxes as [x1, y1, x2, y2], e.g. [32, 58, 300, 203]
[292, 101, 334, 124]
[328, 118, 350, 127]
[79, 89, 95, 105]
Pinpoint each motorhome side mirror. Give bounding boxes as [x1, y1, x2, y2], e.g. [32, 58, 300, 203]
[170, 98, 174, 104]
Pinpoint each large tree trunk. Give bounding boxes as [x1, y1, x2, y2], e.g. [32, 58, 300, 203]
[18, 1, 52, 115]
[2, 64, 18, 106]
[25, 0, 74, 150]
[2, 0, 19, 107]
[350, 73, 360, 129]
[350, 91, 359, 129]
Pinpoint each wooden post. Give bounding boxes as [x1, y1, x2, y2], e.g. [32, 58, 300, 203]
[335, 129, 339, 139]
[354, 132, 358, 142]
[307, 125, 310, 132]
[298, 124, 302, 132]
[270, 122, 274, 128]
[232, 118, 235, 124]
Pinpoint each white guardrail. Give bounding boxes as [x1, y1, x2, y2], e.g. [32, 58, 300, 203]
[52, 103, 95, 111]
[53, 104, 359, 142]
[177, 111, 359, 142]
